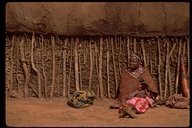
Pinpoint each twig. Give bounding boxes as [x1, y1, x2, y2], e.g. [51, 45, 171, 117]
[141, 38, 146, 67]
[186, 37, 190, 76]
[89, 39, 93, 90]
[41, 35, 48, 99]
[118, 37, 122, 77]
[164, 39, 169, 99]
[111, 37, 118, 93]
[50, 36, 56, 99]
[127, 36, 130, 67]
[133, 38, 137, 53]
[8, 36, 14, 98]
[157, 38, 163, 99]
[74, 37, 80, 91]
[67, 38, 73, 98]
[62, 39, 67, 98]
[175, 38, 182, 94]
[106, 38, 111, 99]
[99, 37, 104, 99]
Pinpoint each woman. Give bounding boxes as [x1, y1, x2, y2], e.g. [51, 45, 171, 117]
[116, 53, 158, 118]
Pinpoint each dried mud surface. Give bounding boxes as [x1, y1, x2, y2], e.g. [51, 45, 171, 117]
[5, 97, 190, 127]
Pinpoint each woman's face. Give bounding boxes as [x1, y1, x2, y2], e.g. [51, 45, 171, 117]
[130, 56, 140, 70]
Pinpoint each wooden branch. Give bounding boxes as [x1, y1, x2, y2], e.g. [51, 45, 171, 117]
[20, 36, 30, 98]
[31, 33, 42, 98]
[79, 41, 82, 91]
[8, 36, 14, 98]
[111, 37, 118, 93]
[106, 38, 111, 99]
[57, 44, 62, 97]
[148, 53, 150, 67]
[182, 40, 186, 55]
[74, 37, 80, 91]
[88, 39, 93, 90]
[187, 37, 190, 76]
[168, 66, 172, 96]
[127, 36, 130, 68]
[16, 38, 20, 92]
[67, 38, 73, 98]
[164, 40, 169, 99]
[168, 43, 176, 57]
[50, 36, 56, 99]
[133, 38, 137, 53]
[150, 55, 152, 74]
[157, 38, 163, 99]
[118, 37, 122, 77]
[167, 42, 176, 97]
[83, 41, 87, 64]
[99, 37, 104, 99]
[94, 41, 99, 99]
[141, 39, 147, 67]
[62, 39, 67, 98]
[175, 38, 182, 94]
[41, 35, 48, 99]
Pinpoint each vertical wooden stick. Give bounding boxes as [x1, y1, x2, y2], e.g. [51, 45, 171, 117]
[175, 38, 182, 94]
[164, 40, 169, 99]
[157, 38, 163, 99]
[8, 36, 14, 98]
[182, 40, 186, 55]
[187, 37, 190, 76]
[150, 55, 152, 74]
[83, 41, 88, 65]
[79, 41, 82, 91]
[127, 36, 130, 68]
[57, 50, 62, 97]
[89, 39, 93, 90]
[133, 38, 137, 53]
[118, 37, 122, 77]
[67, 38, 73, 97]
[168, 66, 172, 96]
[168, 43, 176, 96]
[106, 38, 111, 99]
[111, 37, 118, 93]
[74, 37, 80, 91]
[95, 41, 99, 99]
[16, 38, 20, 93]
[31, 33, 42, 98]
[141, 39, 147, 67]
[50, 36, 56, 99]
[62, 39, 67, 98]
[41, 35, 48, 99]
[99, 37, 104, 99]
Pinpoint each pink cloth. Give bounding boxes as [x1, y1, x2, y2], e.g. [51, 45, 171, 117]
[119, 96, 154, 114]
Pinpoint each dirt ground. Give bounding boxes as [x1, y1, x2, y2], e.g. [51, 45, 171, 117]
[5, 97, 190, 127]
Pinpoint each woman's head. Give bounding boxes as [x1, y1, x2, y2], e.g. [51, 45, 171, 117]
[129, 54, 141, 70]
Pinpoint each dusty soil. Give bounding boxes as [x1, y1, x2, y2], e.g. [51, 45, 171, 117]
[5, 97, 190, 127]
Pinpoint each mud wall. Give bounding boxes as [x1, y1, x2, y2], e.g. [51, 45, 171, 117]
[6, 2, 189, 36]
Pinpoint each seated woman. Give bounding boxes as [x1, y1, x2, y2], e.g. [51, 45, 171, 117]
[116, 53, 158, 118]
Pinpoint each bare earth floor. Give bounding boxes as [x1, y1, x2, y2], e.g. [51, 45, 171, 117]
[5, 97, 190, 127]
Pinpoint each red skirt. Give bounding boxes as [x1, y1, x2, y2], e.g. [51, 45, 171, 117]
[119, 96, 154, 114]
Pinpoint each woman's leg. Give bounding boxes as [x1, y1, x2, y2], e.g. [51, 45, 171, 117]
[122, 104, 137, 118]
[128, 104, 137, 114]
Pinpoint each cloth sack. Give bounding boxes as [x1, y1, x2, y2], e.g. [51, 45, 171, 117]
[67, 89, 95, 108]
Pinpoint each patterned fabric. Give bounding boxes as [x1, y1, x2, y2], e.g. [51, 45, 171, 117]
[67, 89, 95, 108]
[119, 96, 155, 114]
